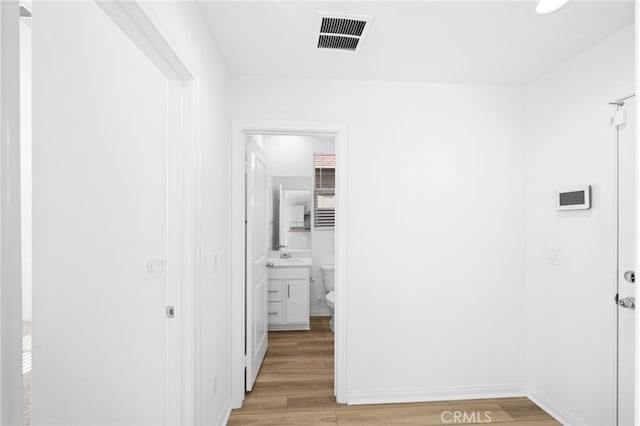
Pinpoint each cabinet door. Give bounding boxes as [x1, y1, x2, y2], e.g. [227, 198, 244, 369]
[286, 279, 309, 324]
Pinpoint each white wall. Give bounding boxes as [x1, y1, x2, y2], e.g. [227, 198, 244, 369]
[232, 77, 526, 400]
[261, 135, 335, 315]
[524, 25, 634, 425]
[140, 3, 232, 425]
[262, 134, 334, 176]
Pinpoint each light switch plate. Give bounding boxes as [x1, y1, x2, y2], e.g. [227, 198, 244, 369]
[145, 258, 166, 278]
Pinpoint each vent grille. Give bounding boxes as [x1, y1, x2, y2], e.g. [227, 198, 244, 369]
[320, 17, 366, 36]
[318, 35, 360, 51]
[315, 12, 372, 53]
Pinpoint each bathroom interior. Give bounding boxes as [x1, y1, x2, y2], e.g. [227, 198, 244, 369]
[249, 133, 337, 328]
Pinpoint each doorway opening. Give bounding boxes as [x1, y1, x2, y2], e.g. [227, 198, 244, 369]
[242, 133, 337, 410]
[230, 121, 348, 409]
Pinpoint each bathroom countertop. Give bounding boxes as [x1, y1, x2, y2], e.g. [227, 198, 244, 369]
[268, 257, 313, 268]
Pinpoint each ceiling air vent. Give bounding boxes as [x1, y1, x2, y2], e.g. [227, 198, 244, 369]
[314, 12, 373, 53]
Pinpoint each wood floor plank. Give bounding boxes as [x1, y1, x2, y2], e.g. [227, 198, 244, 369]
[496, 398, 557, 421]
[334, 401, 455, 412]
[266, 347, 334, 357]
[287, 395, 344, 412]
[258, 368, 334, 383]
[493, 421, 562, 426]
[234, 395, 287, 414]
[336, 405, 512, 426]
[267, 340, 298, 349]
[297, 340, 335, 349]
[269, 331, 317, 340]
[252, 379, 335, 396]
[262, 357, 325, 370]
[228, 410, 337, 426]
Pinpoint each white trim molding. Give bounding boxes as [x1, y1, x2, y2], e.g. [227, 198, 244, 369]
[604, 84, 636, 426]
[215, 400, 232, 426]
[527, 387, 585, 426]
[346, 384, 525, 406]
[96, 1, 193, 81]
[0, 1, 24, 425]
[230, 120, 348, 407]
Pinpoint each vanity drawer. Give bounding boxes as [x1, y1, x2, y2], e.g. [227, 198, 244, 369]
[268, 302, 283, 324]
[268, 267, 309, 280]
[268, 281, 283, 302]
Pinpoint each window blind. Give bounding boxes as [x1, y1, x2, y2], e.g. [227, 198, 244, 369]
[313, 154, 336, 229]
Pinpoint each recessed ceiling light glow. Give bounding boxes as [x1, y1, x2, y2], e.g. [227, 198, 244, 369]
[536, 0, 569, 14]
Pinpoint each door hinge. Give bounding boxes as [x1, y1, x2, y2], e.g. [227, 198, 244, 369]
[243, 355, 248, 368]
[611, 108, 626, 127]
[166, 305, 175, 318]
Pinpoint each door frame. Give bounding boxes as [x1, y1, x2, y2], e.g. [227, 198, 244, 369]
[0, 1, 24, 425]
[230, 120, 349, 407]
[607, 85, 636, 426]
[89, 2, 199, 424]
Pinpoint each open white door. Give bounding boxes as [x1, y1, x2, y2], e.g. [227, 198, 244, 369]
[616, 95, 635, 426]
[32, 2, 186, 423]
[245, 138, 269, 391]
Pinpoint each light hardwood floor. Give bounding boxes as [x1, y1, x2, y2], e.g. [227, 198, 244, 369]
[229, 317, 560, 426]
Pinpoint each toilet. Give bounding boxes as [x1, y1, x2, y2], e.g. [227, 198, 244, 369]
[320, 265, 335, 332]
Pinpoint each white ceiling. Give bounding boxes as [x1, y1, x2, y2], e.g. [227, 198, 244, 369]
[198, 1, 634, 85]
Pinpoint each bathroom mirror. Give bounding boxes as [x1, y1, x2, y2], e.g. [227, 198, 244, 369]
[269, 176, 312, 252]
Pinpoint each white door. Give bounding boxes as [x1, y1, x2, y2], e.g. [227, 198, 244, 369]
[32, 2, 177, 424]
[616, 95, 636, 426]
[246, 139, 269, 391]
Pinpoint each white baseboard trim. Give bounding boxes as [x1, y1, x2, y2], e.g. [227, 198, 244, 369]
[526, 387, 585, 426]
[215, 399, 232, 426]
[346, 384, 525, 406]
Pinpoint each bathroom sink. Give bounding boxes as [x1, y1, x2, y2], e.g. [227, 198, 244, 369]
[268, 257, 313, 267]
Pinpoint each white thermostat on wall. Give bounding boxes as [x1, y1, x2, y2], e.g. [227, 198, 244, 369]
[557, 185, 591, 211]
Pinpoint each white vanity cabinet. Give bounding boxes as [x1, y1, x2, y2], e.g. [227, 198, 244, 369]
[267, 266, 310, 330]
